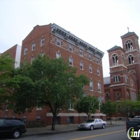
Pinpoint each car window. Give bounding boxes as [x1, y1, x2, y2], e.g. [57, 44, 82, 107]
[5, 120, 14, 125]
[0, 119, 4, 125]
[86, 119, 94, 123]
[95, 120, 98, 123]
[98, 119, 102, 122]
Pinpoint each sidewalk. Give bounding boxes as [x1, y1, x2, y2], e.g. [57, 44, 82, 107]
[24, 120, 125, 136]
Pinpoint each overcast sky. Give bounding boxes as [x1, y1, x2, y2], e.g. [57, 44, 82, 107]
[0, 0, 140, 77]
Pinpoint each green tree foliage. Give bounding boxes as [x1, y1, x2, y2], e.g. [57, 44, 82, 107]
[0, 55, 14, 109]
[11, 55, 89, 130]
[75, 95, 99, 119]
[118, 100, 135, 118]
[100, 100, 117, 124]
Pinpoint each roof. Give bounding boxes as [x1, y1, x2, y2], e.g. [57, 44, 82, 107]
[104, 76, 110, 85]
[121, 32, 139, 39]
[107, 45, 123, 52]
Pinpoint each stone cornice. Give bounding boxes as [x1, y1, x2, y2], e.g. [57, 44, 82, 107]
[51, 23, 104, 58]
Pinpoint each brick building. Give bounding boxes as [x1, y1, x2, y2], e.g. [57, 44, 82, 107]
[104, 31, 140, 107]
[1, 23, 105, 125]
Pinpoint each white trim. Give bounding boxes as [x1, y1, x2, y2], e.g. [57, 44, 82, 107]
[110, 64, 127, 69]
[15, 45, 21, 68]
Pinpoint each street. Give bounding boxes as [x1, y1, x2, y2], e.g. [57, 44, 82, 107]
[4, 125, 128, 140]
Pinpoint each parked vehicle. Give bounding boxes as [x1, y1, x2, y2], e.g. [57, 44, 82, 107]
[126, 117, 140, 140]
[78, 118, 107, 130]
[0, 118, 27, 139]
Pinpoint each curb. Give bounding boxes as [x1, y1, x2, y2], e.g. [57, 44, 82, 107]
[24, 123, 125, 137]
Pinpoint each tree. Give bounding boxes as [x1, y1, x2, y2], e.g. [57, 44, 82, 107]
[0, 55, 14, 109]
[11, 55, 89, 130]
[118, 100, 134, 118]
[100, 100, 117, 124]
[75, 95, 99, 119]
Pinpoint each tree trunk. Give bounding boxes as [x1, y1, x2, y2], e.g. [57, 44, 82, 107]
[51, 114, 56, 130]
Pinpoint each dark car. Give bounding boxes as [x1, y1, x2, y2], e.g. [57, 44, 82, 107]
[0, 118, 27, 138]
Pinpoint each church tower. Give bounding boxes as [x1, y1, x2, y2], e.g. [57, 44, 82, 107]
[121, 31, 140, 91]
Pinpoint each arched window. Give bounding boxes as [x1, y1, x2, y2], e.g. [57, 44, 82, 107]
[128, 55, 134, 64]
[125, 40, 133, 51]
[112, 54, 118, 65]
[122, 55, 124, 65]
[113, 75, 120, 82]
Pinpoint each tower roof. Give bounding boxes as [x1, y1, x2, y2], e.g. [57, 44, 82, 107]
[107, 45, 123, 52]
[121, 32, 139, 39]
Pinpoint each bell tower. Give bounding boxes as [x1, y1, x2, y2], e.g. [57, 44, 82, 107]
[121, 31, 140, 90]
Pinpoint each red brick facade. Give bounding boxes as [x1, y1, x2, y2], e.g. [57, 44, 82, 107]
[1, 23, 105, 125]
[104, 32, 140, 117]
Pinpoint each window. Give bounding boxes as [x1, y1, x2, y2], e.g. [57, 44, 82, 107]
[96, 58, 99, 63]
[97, 68, 100, 76]
[98, 82, 101, 92]
[122, 55, 124, 65]
[31, 55, 34, 64]
[79, 50, 83, 56]
[69, 57, 73, 66]
[40, 37, 45, 46]
[113, 75, 120, 82]
[0, 119, 4, 125]
[128, 55, 134, 64]
[131, 93, 136, 101]
[130, 79, 133, 86]
[56, 38, 61, 46]
[69, 44, 73, 52]
[116, 93, 120, 101]
[68, 99, 74, 111]
[89, 65, 92, 73]
[106, 93, 110, 101]
[36, 116, 41, 121]
[56, 51, 61, 59]
[126, 40, 133, 51]
[80, 61, 84, 70]
[36, 101, 42, 110]
[89, 54, 92, 60]
[89, 80, 93, 91]
[126, 92, 129, 100]
[40, 50, 44, 56]
[32, 42, 36, 51]
[24, 47, 28, 55]
[112, 54, 118, 65]
[124, 75, 128, 83]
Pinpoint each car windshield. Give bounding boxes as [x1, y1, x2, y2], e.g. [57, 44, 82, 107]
[86, 119, 94, 123]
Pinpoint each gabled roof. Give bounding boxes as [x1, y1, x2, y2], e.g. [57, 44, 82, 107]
[121, 32, 139, 39]
[107, 45, 123, 52]
[104, 76, 110, 85]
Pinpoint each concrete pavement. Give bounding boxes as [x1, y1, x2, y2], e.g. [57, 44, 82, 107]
[24, 120, 126, 136]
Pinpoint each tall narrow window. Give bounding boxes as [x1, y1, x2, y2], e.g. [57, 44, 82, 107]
[69, 44, 73, 52]
[89, 80, 93, 91]
[31, 55, 34, 64]
[40, 50, 44, 56]
[69, 57, 73, 66]
[24, 47, 28, 55]
[126, 40, 133, 51]
[56, 38, 61, 46]
[89, 54, 92, 60]
[122, 55, 124, 65]
[98, 82, 101, 92]
[40, 37, 45, 46]
[79, 50, 83, 56]
[56, 51, 61, 59]
[97, 68, 100, 76]
[106, 93, 110, 101]
[80, 61, 84, 70]
[112, 54, 118, 65]
[89, 65, 92, 73]
[116, 93, 120, 101]
[32, 42, 36, 51]
[128, 55, 134, 64]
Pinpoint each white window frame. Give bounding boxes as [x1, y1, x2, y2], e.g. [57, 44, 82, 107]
[56, 38, 61, 46]
[89, 80, 93, 91]
[40, 37, 45, 46]
[89, 65, 92, 73]
[89, 54, 92, 60]
[32, 42, 36, 51]
[69, 44, 73, 52]
[24, 47, 28, 55]
[97, 68, 100, 76]
[56, 51, 61, 59]
[80, 61, 84, 70]
[79, 50, 83, 56]
[98, 82, 101, 92]
[69, 57, 73, 66]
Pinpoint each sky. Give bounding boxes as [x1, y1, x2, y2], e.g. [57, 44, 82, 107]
[0, 0, 140, 77]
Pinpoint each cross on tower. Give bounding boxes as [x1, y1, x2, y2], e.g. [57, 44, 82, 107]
[127, 27, 129, 32]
